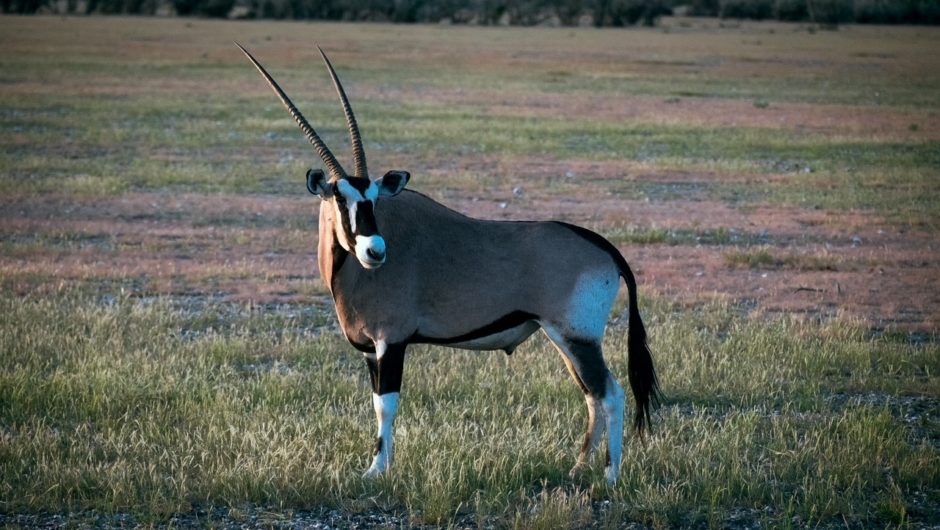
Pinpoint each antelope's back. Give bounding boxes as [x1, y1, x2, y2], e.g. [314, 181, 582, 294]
[372, 191, 622, 335]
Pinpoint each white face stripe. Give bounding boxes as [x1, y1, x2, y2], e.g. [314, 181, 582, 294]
[348, 200, 358, 233]
[336, 179, 365, 202]
[331, 179, 387, 269]
[331, 200, 352, 252]
[336, 180, 364, 234]
[364, 183, 379, 202]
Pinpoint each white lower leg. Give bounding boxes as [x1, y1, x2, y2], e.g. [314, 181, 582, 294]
[363, 392, 399, 477]
[602, 377, 625, 485]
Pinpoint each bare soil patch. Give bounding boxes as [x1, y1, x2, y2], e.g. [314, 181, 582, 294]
[2, 174, 936, 331]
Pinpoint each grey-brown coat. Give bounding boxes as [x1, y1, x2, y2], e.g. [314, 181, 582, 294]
[238, 43, 659, 485]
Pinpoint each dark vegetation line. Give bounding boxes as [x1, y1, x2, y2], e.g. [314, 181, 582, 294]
[4, 0, 940, 26]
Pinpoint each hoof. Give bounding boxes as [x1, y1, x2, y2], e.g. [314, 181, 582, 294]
[362, 465, 384, 479]
[604, 466, 618, 486]
[568, 462, 589, 480]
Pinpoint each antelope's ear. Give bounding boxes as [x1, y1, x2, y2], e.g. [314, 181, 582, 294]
[306, 169, 332, 198]
[376, 170, 410, 198]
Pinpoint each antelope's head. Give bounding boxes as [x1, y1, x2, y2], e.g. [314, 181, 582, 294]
[237, 43, 409, 270]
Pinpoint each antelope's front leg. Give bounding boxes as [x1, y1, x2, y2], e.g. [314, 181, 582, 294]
[363, 340, 406, 477]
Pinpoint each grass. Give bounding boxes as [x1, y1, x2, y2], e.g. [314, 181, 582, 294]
[1, 14, 939, 528]
[603, 225, 766, 246]
[5, 92, 938, 224]
[1, 291, 937, 527]
[1, 18, 939, 226]
[723, 248, 844, 270]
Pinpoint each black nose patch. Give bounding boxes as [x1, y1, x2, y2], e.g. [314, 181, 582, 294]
[355, 201, 378, 237]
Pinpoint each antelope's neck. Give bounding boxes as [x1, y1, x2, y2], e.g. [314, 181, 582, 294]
[317, 201, 348, 297]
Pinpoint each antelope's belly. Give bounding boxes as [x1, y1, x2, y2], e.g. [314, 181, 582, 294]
[446, 321, 540, 352]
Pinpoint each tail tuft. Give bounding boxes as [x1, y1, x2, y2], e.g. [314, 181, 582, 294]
[627, 308, 660, 435]
[617, 255, 660, 436]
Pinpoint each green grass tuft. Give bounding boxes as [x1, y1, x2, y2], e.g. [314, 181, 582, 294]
[1, 292, 936, 527]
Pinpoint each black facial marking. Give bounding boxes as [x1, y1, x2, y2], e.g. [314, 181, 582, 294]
[334, 178, 381, 247]
[344, 177, 372, 194]
[411, 311, 538, 346]
[334, 191, 357, 251]
[355, 200, 379, 237]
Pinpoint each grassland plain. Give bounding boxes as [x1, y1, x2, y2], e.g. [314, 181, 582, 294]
[0, 14, 938, 529]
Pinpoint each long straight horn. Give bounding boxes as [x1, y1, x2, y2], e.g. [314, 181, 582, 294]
[235, 42, 346, 180]
[318, 46, 368, 179]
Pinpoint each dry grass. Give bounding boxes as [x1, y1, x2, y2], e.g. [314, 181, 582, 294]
[1, 15, 938, 528]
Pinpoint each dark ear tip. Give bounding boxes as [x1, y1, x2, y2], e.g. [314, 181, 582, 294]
[306, 168, 326, 195]
[386, 170, 410, 183]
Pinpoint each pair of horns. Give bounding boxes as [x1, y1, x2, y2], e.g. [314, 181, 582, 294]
[236, 42, 367, 180]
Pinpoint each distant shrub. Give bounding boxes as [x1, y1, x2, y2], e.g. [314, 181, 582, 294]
[852, 0, 940, 23]
[174, 0, 233, 16]
[921, 0, 940, 23]
[6, 0, 939, 24]
[610, 0, 670, 25]
[773, 0, 807, 20]
[853, 0, 908, 23]
[686, 0, 720, 15]
[807, 0, 853, 24]
[592, 0, 670, 26]
[719, 0, 772, 19]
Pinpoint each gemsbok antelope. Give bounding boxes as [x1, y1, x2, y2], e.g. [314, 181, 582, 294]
[237, 43, 659, 485]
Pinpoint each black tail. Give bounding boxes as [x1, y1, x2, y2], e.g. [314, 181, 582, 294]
[618, 258, 660, 435]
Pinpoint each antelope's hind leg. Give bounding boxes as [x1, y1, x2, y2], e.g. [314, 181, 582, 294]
[544, 331, 625, 485]
[363, 340, 406, 478]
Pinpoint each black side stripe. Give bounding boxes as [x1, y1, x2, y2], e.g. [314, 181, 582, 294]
[411, 311, 538, 346]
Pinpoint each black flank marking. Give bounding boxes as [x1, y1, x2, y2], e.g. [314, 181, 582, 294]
[565, 338, 608, 398]
[376, 342, 407, 395]
[411, 311, 538, 346]
[373, 436, 383, 456]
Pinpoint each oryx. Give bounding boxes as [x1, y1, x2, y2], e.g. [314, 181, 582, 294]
[237, 44, 659, 485]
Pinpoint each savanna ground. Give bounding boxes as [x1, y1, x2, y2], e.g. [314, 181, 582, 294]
[1, 14, 938, 529]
